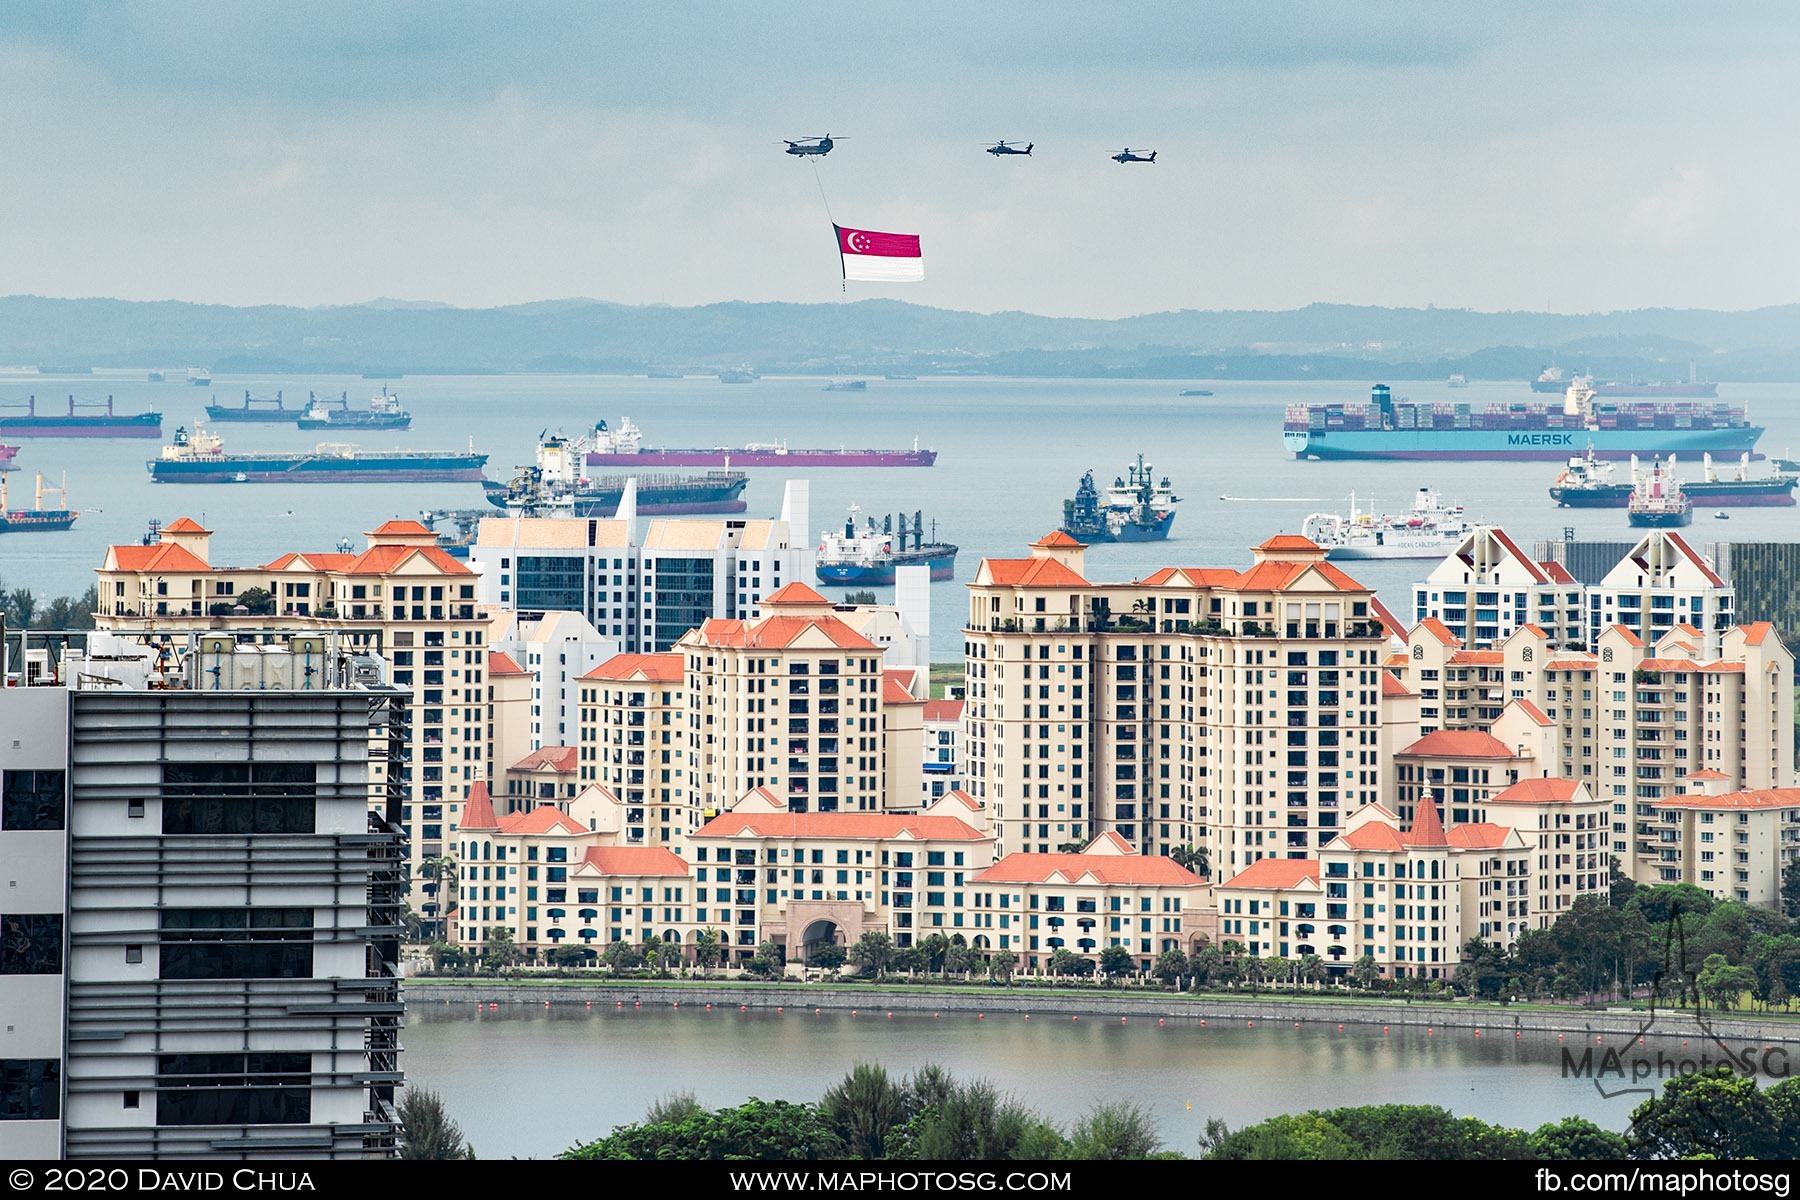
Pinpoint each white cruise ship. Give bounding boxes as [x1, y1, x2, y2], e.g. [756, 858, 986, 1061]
[1300, 487, 1474, 559]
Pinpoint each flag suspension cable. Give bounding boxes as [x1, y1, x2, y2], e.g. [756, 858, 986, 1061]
[808, 159, 844, 292]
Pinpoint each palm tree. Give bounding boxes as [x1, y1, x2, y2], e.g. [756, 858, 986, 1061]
[417, 855, 459, 941]
[849, 931, 897, 979]
[1170, 844, 1209, 878]
[988, 949, 1017, 986]
[1299, 953, 1327, 991]
[693, 928, 721, 975]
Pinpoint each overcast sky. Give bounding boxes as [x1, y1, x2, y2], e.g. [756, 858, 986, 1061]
[3, 2, 1797, 318]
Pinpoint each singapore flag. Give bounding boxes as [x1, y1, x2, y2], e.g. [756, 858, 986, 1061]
[834, 224, 924, 283]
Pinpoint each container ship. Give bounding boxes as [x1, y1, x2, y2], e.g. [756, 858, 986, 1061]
[1551, 446, 1795, 507]
[206, 390, 299, 422]
[584, 417, 936, 467]
[297, 388, 412, 431]
[481, 428, 749, 516]
[0, 395, 163, 439]
[815, 507, 957, 585]
[148, 426, 486, 483]
[1628, 456, 1692, 528]
[1300, 487, 1473, 560]
[0, 472, 78, 533]
[1060, 454, 1179, 543]
[1283, 382, 1760, 462]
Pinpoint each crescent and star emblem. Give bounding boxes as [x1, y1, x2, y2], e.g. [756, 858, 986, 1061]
[849, 233, 871, 252]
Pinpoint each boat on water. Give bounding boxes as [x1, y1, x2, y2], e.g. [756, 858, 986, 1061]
[1447, 374, 1469, 388]
[1283, 382, 1761, 462]
[1300, 487, 1473, 560]
[480, 428, 748, 516]
[186, 368, 211, 387]
[718, 368, 758, 384]
[0, 395, 162, 439]
[147, 425, 486, 483]
[1060, 454, 1179, 543]
[147, 371, 166, 383]
[0, 444, 18, 472]
[297, 388, 412, 430]
[205, 389, 298, 422]
[1550, 445, 1795, 507]
[0, 472, 78, 533]
[1627, 456, 1693, 528]
[583, 417, 937, 467]
[1180, 388, 1214, 396]
[1530, 366, 1591, 394]
[815, 506, 957, 586]
[824, 378, 868, 392]
[1594, 379, 1718, 398]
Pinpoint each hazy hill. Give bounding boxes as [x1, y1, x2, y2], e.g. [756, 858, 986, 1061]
[3, 295, 1798, 379]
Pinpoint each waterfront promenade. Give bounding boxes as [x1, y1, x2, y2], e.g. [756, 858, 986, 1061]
[403, 978, 1800, 1045]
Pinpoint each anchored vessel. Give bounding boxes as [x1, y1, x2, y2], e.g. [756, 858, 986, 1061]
[1060, 454, 1179, 543]
[1300, 487, 1474, 560]
[1283, 382, 1760, 461]
[205, 389, 299, 422]
[815, 507, 958, 585]
[297, 388, 413, 431]
[823, 378, 868, 392]
[0, 395, 162, 439]
[1551, 446, 1795, 507]
[583, 417, 936, 467]
[0, 445, 17, 472]
[148, 425, 486, 483]
[0, 472, 77, 532]
[1627, 456, 1694, 528]
[482, 428, 748, 517]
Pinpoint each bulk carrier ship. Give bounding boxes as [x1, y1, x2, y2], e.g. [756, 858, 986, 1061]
[1283, 382, 1760, 462]
[584, 417, 935, 467]
[205, 390, 300, 422]
[1550, 446, 1795, 507]
[0, 395, 162, 439]
[815, 507, 957, 585]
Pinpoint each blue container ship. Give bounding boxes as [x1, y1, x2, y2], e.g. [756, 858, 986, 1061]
[1283, 382, 1762, 461]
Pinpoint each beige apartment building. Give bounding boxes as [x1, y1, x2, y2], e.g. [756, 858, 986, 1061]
[1646, 775, 1800, 907]
[963, 532, 1391, 876]
[94, 518, 488, 930]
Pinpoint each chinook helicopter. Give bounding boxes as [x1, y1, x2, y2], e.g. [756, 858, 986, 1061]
[782, 134, 841, 157]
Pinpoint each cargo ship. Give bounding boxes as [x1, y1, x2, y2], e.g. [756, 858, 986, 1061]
[1628, 456, 1692, 528]
[815, 507, 957, 585]
[1283, 382, 1761, 461]
[186, 368, 211, 387]
[0, 472, 77, 533]
[1060, 454, 1178, 543]
[148, 425, 486, 483]
[584, 417, 936, 467]
[0, 395, 163, 439]
[1300, 487, 1473, 560]
[205, 390, 299, 422]
[481, 428, 748, 516]
[1530, 367, 1590, 394]
[297, 388, 412, 430]
[1594, 380, 1718, 398]
[1550, 445, 1795, 507]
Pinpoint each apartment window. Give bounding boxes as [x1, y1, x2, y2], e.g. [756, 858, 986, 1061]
[162, 763, 317, 835]
[2, 769, 65, 832]
[0, 914, 62, 975]
[159, 908, 312, 980]
[0, 1060, 60, 1121]
[155, 1052, 311, 1126]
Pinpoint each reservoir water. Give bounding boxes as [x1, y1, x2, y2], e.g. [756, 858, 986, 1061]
[401, 1001, 1672, 1159]
[10, 371, 1800, 660]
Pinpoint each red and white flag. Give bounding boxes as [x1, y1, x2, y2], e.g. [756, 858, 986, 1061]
[834, 224, 923, 283]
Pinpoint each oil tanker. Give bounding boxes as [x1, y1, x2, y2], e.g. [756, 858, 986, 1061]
[1284, 383, 1760, 462]
[583, 417, 935, 467]
[148, 426, 486, 483]
[0, 395, 162, 439]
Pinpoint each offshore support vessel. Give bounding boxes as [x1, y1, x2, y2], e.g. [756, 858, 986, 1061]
[1060, 454, 1178, 543]
[1284, 382, 1760, 461]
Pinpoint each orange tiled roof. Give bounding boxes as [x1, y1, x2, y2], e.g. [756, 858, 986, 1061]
[1257, 534, 1321, 552]
[1398, 730, 1518, 759]
[579, 846, 692, 877]
[510, 746, 578, 773]
[1657, 788, 1800, 811]
[487, 651, 528, 676]
[1033, 531, 1084, 548]
[1381, 672, 1413, 697]
[1741, 622, 1775, 646]
[1336, 823, 1405, 852]
[764, 582, 830, 605]
[161, 516, 209, 533]
[1219, 857, 1320, 889]
[1445, 823, 1514, 849]
[105, 541, 211, 573]
[1490, 777, 1585, 803]
[1406, 794, 1449, 848]
[981, 556, 1092, 588]
[1510, 699, 1553, 726]
[923, 699, 964, 722]
[1449, 650, 1504, 665]
[1415, 617, 1461, 646]
[582, 652, 683, 682]
[499, 806, 586, 836]
[973, 851, 1204, 887]
[457, 782, 500, 832]
[689, 614, 876, 651]
[369, 519, 434, 537]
